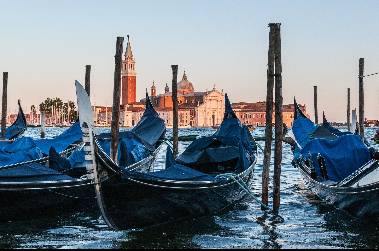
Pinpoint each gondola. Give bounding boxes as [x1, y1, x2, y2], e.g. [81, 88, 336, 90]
[80, 80, 257, 230]
[291, 99, 379, 218]
[0, 85, 94, 221]
[0, 120, 93, 221]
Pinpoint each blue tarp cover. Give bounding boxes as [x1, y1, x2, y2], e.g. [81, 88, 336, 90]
[0, 137, 43, 166]
[300, 134, 371, 182]
[34, 121, 82, 155]
[292, 101, 371, 182]
[292, 115, 317, 148]
[176, 94, 256, 173]
[97, 133, 151, 168]
[96, 94, 166, 169]
[136, 94, 256, 182]
[0, 122, 81, 168]
[131, 94, 166, 147]
[125, 146, 214, 182]
[0, 162, 73, 182]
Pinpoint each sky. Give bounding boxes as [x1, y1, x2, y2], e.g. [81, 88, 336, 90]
[0, 0, 378, 122]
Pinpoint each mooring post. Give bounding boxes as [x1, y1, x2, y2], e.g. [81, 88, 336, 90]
[85, 65, 91, 96]
[351, 108, 357, 133]
[171, 65, 179, 157]
[1, 72, 8, 139]
[313, 85, 318, 124]
[272, 23, 283, 215]
[358, 58, 364, 139]
[347, 88, 351, 131]
[40, 111, 46, 138]
[262, 24, 276, 209]
[110, 37, 124, 162]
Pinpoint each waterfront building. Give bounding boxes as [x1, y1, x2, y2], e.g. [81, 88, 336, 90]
[143, 71, 225, 127]
[232, 102, 308, 127]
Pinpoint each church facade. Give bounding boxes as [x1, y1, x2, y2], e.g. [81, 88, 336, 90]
[147, 72, 225, 127]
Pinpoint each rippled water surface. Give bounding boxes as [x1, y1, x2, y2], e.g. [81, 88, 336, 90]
[0, 127, 378, 249]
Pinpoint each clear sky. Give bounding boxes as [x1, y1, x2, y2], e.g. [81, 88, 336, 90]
[0, 0, 378, 122]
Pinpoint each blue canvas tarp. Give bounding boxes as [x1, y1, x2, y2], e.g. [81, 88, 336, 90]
[0, 137, 43, 167]
[176, 94, 256, 173]
[96, 94, 166, 169]
[0, 162, 73, 182]
[322, 113, 352, 137]
[124, 146, 214, 182]
[34, 121, 82, 155]
[97, 133, 152, 168]
[292, 115, 317, 148]
[131, 93, 166, 147]
[300, 134, 371, 182]
[0, 122, 81, 168]
[292, 100, 372, 182]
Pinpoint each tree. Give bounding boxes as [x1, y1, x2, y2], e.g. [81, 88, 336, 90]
[38, 97, 77, 124]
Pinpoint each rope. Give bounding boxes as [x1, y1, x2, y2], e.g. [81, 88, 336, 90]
[49, 189, 95, 200]
[361, 72, 379, 78]
[215, 173, 270, 211]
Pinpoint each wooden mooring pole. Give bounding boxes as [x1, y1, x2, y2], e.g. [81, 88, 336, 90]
[352, 108, 357, 133]
[171, 65, 179, 157]
[40, 111, 46, 138]
[1, 72, 8, 139]
[85, 65, 91, 96]
[110, 37, 124, 162]
[262, 24, 275, 209]
[272, 23, 283, 215]
[358, 58, 364, 139]
[347, 88, 351, 131]
[313, 85, 318, 124]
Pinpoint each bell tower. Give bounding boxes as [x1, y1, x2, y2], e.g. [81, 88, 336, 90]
[151, 81, 157, 97]
[121, 35, 136, 105]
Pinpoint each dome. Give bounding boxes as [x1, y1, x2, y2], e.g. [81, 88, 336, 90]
[177, 71, 194, 95]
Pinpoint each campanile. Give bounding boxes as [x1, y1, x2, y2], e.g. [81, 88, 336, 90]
[121, 35, 136, 105]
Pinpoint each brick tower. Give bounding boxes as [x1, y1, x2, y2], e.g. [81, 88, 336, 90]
[121, 35, 136, 105]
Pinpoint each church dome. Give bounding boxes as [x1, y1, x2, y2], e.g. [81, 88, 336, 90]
[177, 71, 194, 95]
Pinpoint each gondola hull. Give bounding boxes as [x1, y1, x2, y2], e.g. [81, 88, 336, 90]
[294, 160, 379, 218]
[0, 180, 94, 221]
[95, 147, 255, 230]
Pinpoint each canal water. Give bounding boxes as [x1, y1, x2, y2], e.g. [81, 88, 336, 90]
[0, 127, 378, 249]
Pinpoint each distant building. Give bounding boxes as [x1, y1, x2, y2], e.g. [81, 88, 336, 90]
[121, 35, 137, 105]
[232, 102, 308, 127]
[365, 119, 379, 127]
[144, 71, 225, 127]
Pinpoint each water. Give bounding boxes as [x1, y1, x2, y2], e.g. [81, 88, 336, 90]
[0, 127, 378, 249]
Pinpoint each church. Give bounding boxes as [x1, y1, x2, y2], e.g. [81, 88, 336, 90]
[145, 71, 225, 127]
[118, 36, 225, 128]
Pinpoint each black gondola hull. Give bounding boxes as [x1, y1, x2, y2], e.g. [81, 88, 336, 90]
[95, 150, 255, 230]
[294, 160, 379, 218]
[0, 181, 94, 221]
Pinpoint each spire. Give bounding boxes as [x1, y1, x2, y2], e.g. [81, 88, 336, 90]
[182, 70, 188, 81]
[125, 34, 133, 58]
